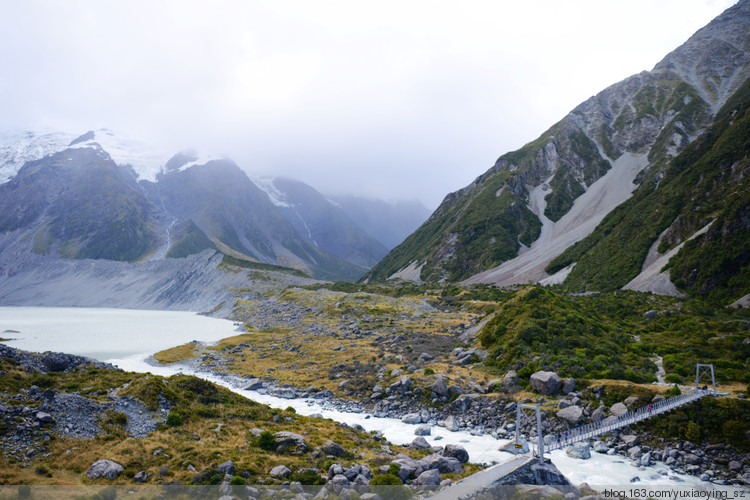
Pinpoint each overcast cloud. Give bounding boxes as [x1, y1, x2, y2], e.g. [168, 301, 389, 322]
[0, 0, 737, 208]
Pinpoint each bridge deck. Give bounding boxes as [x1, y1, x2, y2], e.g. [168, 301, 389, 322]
[544, 389, 709, 452]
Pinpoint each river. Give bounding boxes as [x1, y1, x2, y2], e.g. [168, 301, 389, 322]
[0, 306, 731, 490]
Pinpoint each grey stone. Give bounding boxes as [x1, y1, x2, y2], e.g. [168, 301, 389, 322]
[415, 424, 431, 436]
[557, 405, 583, 426]
[412, 437, 431, 450]
[402, 413, 421, 424]
[444, 415, 460, 432]
[610, 402, 628, 417]
[244, 378, 263, 390]
[273, 431, 308, 454]
[133, 471, 153, 483]
[269, 465, 292, 479]
[503, 370, 519, 387]
[322, 440, 346, 457]
[217, 460, 235, 476]
[86, 459, 124, 479]
[330, 473, 350, 485]
[565, 443, 591, 460]
[529, 371, 562, 395]
[593, 441, 609, 454]
[431, 378, 448, 396]
[442, 444, 469, 464]
[413, 469, 441, 486]
[561, 377, 576, 394]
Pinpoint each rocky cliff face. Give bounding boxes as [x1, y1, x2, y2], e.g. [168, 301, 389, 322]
[364, 0, 750, 291]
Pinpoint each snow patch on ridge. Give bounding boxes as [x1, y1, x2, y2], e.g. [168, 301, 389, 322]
[251, 177, 292, 207]
[68, 129, 169, 181]
[0, 129, 76, 183]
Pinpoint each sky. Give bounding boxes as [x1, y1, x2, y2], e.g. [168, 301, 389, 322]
[0, 0, 738, 209]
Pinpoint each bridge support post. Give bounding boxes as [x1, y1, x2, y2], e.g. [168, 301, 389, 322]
[695, 363, 716, 395]
[515, 403, 545, 465]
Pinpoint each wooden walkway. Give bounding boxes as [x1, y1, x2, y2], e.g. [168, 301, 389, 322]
[544, 389, 710, 452]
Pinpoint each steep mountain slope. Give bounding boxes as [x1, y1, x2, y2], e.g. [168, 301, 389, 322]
[364, 0, 750, 288]
[253, 177, 388, 268]
[549, 77, 750, 303]
[328, 195, 432, 250]
[0, 147, 163, 261]
[152, 160, 368, 280]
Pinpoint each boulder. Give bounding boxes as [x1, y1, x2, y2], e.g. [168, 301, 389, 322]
[452, 394, 473, 412]
[444, 415, 460, 432]
[217, 460, 235, 476]
[419, 453, 463, 474]
[412, 437, 431, 450]
[133, 471, 153, 483]
[413, 469, 441, 486]
[503, 370, 519, 387]
[35, 411, 53, 423]
[244, 378, 263, 391]
[86, 459, 124, 479]
[556, 405, 583, 426]
[529, 371, 562, 395]
[269, 465, 292, 479]
[561, 377, 576, 394]
[442, 444, 469, 464]
[415, 424, 431, 436]
[273, 431, 308, 454]
[322, 440, 346, 457]
[610, 402, 628, 417]
[430, 378, 448, 397]
[402, 413, 421, 424]
[623, 396, 639, 406]
[593, 441, 609, 454]
[591, 406, 607, 423]
[565, 443, 591, 460]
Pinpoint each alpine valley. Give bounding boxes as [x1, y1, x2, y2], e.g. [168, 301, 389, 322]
[0, 0, 749, 495]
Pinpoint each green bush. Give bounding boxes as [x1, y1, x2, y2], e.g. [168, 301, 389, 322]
[290, 470, 325, 485]
[258, 431, 275, 451]
[229, 476, 246, 485]
[423, 368, 435, 375]
[665, 385, 681, 397]
[166, 411, 183, 427]
[370, 473, 403, 485]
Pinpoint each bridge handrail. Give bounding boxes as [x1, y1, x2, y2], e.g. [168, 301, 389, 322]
[543, 389, 709, 452]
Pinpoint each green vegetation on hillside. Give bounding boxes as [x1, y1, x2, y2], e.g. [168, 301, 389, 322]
[477, 286, 750, 385]
[548, 77, 750, 302]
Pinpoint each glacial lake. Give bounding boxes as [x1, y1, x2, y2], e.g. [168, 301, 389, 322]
[0, 306, 728, 490]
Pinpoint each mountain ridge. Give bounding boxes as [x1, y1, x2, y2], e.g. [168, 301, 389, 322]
[363, 0, 750, 302]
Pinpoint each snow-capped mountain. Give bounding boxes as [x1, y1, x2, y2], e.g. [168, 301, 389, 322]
[0, 129, 397, 281]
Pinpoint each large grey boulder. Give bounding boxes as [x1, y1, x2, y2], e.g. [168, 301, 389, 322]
[561, 377, 576, 394]
[415, 424, 431, 436]
[565, 443, 591, 460]
[503, 370, 519, 387]
[86, 459, 124, 479]
[442, 444, 469, 464]
[269, 465, 292, 478]
[452, 394, 473, 412]
[413, 469, 441, 486]
[557, 405, 583, 426]
[529, 371, 562, 395]
[431, 378, 448, 396]
[419, 453, 463, 474]
[443, 415, 460, 432]
[322, 440, 346, 457]
[273, 431, 308, 454]
[412, 437, 431, 450]
[610, 402, 628, 417]
[217, 460, 235, 475]
[402, 413, 421, 424]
